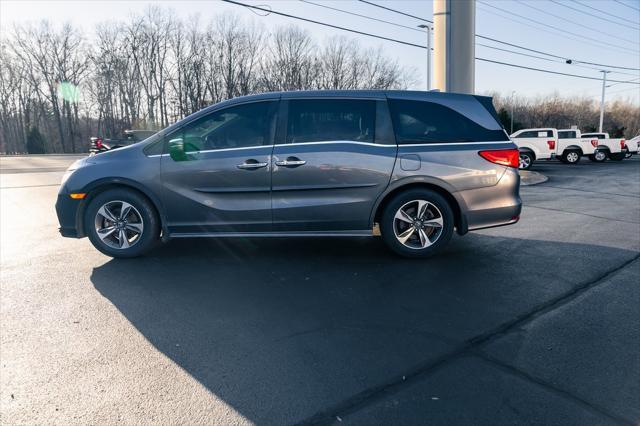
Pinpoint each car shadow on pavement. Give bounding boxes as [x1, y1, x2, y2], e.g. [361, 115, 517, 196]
[90, 234, 637, 425]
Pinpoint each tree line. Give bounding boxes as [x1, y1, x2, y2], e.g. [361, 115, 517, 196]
[0, 8, 414, 154]
[492, 92, 639, 138]
[1, 7, 638, 154]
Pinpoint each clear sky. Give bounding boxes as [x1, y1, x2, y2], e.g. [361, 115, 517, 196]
[1, 0, 639, 104]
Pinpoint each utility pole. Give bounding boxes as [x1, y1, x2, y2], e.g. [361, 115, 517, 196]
[599, 70, 609, 133]
[417, 24, 431, 90]
[510, 90, 515, 134]
[433, 0, 476, 93]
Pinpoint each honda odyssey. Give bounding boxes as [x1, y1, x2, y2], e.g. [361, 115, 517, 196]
[56, 90, 521, 258]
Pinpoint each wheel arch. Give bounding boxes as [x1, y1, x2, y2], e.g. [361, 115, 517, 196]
[75, 178, 166, 238]
[518, 147, 536, 160]
[370, 178, 467, 235]
[562, 145, 583, 155]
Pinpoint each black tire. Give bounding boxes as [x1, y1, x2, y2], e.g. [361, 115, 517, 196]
[609, 150, 626, 161]
[625, 151, 633, 159]
[562, 150, 582, 164]
[589, 150, 608, 162]
[380, 189, 454, 258]
[85, 188, 160, 258]
[518, 151, 534, 170]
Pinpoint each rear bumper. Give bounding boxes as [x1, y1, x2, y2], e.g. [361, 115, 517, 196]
[456, 167, 522, 232]
[55, 194, 83, 238]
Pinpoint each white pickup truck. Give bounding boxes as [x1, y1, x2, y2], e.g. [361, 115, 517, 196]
[625, 135, 639, 158]
[556, 129, 599, 164]
[510, 128, 557, 170]
[580, 132, 625, 162]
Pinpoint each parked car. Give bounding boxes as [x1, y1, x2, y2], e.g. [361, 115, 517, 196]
[56, 90, 522, 258]
[580, 132, 625, 162]
[623, 135, 639, 158]
[556, 129, 599, 164]
[510, 128, 557, 170]
[89, 130, 156, 155]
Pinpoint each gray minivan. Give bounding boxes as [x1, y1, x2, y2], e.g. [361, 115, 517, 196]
[56, 90, 521, 258]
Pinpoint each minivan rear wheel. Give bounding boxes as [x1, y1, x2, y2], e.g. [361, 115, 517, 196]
[380, 189, 454, 258]
[85, 188, 160, 258]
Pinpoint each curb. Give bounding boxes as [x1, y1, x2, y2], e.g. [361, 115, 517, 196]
[520, 170, 548, 186]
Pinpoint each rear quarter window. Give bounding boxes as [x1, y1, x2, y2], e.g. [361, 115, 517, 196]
[388, 99, 508, 144]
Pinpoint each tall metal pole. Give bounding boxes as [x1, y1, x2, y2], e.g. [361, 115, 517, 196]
[418, 24, 431, 90]
[599, 71, 609, 133]
[510, 90, 515, 134]
[433, 0, 476, 93]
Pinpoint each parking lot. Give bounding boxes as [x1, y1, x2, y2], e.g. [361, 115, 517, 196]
[1, 155, 639, 425]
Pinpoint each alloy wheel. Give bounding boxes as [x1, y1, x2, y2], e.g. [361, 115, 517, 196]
[595, 150, 606, 161]
[566, 152, 580, 163]
[393, 199, 444, 249]
[519, 154, 531, 169]
[94, 200, 144, 249]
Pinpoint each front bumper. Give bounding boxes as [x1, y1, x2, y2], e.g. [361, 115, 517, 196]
[55, 194, 83, 238]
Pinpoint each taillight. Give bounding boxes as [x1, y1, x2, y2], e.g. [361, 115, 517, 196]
[96, 138, 103, 149]
[621, 140, 626, 149]
[591, 139, 598, 147]
[479, 149, 519, 168]
[547, 140, 556, 150]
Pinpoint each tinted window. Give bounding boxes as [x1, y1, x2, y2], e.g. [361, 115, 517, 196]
[172, 101, 276, 153]
[515, 131, 537, 138]
[516, 130, 552, 138]
[388, 99, 507, 143]
[287, 99, 375, 144]
[558, 131, 576, 139]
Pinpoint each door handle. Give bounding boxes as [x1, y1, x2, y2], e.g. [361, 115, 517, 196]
[237, 161, 268, 170]
[275, 157, 306, 167]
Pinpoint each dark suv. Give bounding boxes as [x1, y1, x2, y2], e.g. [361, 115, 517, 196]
[56, 90, 521, 258]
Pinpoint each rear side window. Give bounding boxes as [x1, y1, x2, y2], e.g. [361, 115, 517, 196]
[286, 99, 375, 144]
[516, 130, 553, 138]
[388, 99, 508, 144]
[558, 131, 576, 139]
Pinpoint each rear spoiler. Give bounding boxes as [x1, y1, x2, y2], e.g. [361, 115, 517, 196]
[474, 95, 502, 128]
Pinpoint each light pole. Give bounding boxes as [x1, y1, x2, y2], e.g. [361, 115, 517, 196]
[510, 90, 515, 134]
[418, 24, 431, 90]
[599, 70, 610, 133]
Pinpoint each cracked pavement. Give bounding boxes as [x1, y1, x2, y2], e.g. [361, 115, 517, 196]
[1, 155, 639, 425]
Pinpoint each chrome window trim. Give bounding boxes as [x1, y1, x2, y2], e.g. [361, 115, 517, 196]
[150, 140, 514, 157]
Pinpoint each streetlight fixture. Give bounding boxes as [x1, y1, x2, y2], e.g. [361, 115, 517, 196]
[417, 24, 431, 91]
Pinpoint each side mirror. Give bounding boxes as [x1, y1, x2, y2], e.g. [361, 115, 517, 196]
[168, 138, 187, 162]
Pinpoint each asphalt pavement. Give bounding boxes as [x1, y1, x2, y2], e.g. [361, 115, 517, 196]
[1, 154, 639, 425]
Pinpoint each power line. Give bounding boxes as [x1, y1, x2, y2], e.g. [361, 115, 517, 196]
[477, 3, 635, 58]
[221, 0, 425, 49]
[357, 0, 431, 23]
[476, 43, 639, 76]
[613, 0, 640, 12]
[478, 1, 638, 54]
[356, 0, 640, 71]
[476, 58, 639, 84]
[299, 0, 424, 33]
[549, 0, 638, 30]
[519, 0, 638, 45]
[221, 0, 640, 85]
[571, 0, 640, 27]
[301, 0, 636, 75]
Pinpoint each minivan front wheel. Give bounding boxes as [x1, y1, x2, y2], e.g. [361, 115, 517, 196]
[381, 189, 454, 258]
[85, 188, 159, 258]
